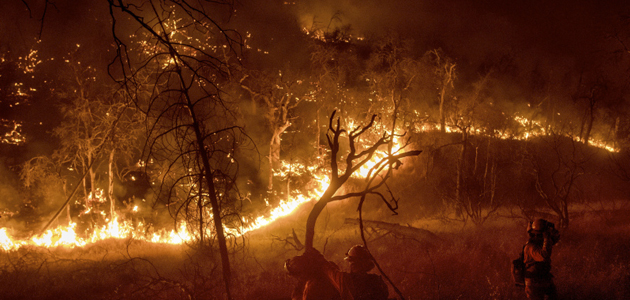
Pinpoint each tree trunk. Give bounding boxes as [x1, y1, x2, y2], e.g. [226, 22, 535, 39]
[64, 181, 71, 223]
[89, 155, 96, 199]
[456, 129, 467, 207]
[583, 104, 594, 145]
[109, 149, 115, 218]
[198, 173, 204, 246]
[268, 132, 280, 190]
[390, 91, 399, 154]
[82, 173, 88, 208]
[439, 85, 446, 133]
[191, 114, 232, 299]
[268, 122, 291, 191]
[316, 107, 321, 165]
[304, 182, 341, 250]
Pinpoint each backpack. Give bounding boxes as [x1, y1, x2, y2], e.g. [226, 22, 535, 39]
[511, 246, 525, 287]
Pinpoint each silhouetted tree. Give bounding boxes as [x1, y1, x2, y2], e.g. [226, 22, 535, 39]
[527, 133, 590, 228]
[108, 1, 244, 299]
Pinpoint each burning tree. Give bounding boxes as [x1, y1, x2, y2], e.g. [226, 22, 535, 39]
[238, 69, 309, 191]
[108, 1, 245, 298]
[364, 34, 420, 141]
[49, 48, 142, 228]
[428, 48, 457, 134]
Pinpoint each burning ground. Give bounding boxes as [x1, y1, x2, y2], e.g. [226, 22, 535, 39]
[1, 0, 630, 299]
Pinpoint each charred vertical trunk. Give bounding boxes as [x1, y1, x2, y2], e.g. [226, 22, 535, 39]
[198, 172, 204, 246]
[439, 87, 446, 133]
[583, 104, 594, 145]
[64, 181, 71, 223]
[109, 149, 115, 218]
[316, 107, 322, 165]
[190, 109, 232, 299]
[456, 129, 468, 208]
[268, 130, 281, 191]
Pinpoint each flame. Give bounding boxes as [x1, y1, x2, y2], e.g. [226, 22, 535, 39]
[230, 172, 328, 236]
[0, 167, 325, 251]
[0, 112, 620, 251]
[0, 228, 17, 251]
[1, 122, 26, 145]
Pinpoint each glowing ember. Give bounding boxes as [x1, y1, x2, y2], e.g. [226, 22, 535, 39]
[1, 122, 26, 145]
[0, 113, 619, 252]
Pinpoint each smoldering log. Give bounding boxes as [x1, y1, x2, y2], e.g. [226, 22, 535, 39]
[344, 218, 441, 244]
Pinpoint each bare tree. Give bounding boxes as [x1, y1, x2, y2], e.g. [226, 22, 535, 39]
[428, 49, 456, 133]
[53, 51, 132, 223]
[574, 73, 607, 145]
[308, 27, 362, 164]
[20, 156, 70, 224]
[434, 72, 504, 225]
[364, 34, 419, 149]
[302, 111, 420, 300]
[239, 70, 308, 190]
[304, 111, 421, 248]
[528, 133, 589, 228]
[108, 1, 243, 298]
[34, 52, 142, 235]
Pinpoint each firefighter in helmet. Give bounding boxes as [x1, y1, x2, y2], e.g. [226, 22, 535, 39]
[325, 244, 389, 300]
[285, 249, 341, 300]
[519, 218, 560, 300]
[285, 245, 389, 300]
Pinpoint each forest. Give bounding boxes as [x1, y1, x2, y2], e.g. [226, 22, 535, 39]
[0, 0, 629, 299]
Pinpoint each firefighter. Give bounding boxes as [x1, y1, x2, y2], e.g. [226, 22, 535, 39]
[286, 245, 389, 300]
[285, 249, 341, 300]
[520, 218, 560, 300]
[323, 244, 389, 300]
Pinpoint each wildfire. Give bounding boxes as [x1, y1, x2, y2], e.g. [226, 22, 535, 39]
[0, 215, 197, 251]
[0, 163, 328, 251]
[228, 172, 327, 236]
[0, 111, 620, 252]
[1, 121, 26, 145]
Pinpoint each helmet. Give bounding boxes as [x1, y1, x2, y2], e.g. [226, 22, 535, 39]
[344, 245, 375, 273]
[527, 219, 548, 233]
[345, 245, 371, 263]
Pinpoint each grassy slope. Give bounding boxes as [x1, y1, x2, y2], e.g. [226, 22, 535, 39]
[1, 202, 628, 300]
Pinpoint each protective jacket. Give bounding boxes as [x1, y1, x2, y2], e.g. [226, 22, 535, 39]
[520, 236, 558, 300]
[286, 252, 341, 300]
[522, 237, 553, 280]
[322, 261, 389, 300]
[286, 250, 388, 300]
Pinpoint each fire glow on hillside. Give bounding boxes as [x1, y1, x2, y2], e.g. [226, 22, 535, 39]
[0, 113, 619, 251]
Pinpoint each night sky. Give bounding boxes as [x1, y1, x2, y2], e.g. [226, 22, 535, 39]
[2, 0, 628, 78]
[1, 3, 630, 299]
[1, 0, 630, 157]
[233, 0, 630, 80]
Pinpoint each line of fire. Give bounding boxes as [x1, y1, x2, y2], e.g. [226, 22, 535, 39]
[0, 1, 629, 300]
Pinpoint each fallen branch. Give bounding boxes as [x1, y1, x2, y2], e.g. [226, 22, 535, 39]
[345, 218, 441, 244]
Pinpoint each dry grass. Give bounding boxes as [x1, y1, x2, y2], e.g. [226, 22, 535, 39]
[0, 207, 628, 300]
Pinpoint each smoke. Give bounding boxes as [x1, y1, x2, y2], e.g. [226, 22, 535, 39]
[0, 159, 22, 211]
[275, 0, 629, 80]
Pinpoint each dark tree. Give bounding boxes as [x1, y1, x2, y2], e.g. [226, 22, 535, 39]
[108, 1, 245, 298]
